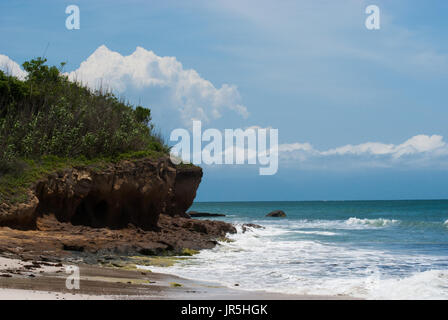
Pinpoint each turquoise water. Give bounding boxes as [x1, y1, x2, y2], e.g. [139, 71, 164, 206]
[152, 200, 448, 299]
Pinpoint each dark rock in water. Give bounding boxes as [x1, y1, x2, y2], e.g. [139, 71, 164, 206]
[188, 211, 226, 218]
[241, 223, 264, 233]
[266, 210, 286, 217]
[242, 223, 264, 229]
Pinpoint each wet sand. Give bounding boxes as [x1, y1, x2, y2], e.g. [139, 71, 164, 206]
[0, 256, 353, 300]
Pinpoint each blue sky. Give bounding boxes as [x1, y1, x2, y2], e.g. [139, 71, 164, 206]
[1, 0, 448, 200]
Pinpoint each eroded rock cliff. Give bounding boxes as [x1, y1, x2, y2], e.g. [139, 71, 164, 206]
[0, 157, 236, 260]
[0, 157, 201, 230]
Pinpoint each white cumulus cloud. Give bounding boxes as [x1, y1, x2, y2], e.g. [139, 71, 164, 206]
[0, 54, 27, 80]
[67, 45, 248, 125]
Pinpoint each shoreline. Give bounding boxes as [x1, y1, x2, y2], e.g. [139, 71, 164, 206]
[0, 256, 354, 300]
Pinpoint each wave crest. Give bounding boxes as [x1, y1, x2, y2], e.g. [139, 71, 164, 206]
[346, 217, 399, 227]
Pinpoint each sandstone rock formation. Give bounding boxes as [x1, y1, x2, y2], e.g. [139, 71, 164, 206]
[0, 157, 237, 261]
[165, 166, 203, 218]
[0, 157, 202, 230]
[0, 213, 236, 261]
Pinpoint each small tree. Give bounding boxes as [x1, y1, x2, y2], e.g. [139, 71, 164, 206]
[22, 57, 60, 83]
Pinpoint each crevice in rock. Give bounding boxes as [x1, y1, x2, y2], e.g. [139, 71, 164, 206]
[71, 195, 109, 228]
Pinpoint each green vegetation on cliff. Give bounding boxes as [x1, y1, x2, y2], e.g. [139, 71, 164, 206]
[0, 58, 170, 204]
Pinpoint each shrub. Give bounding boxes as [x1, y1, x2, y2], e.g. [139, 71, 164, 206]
[0, 58, 169, 175]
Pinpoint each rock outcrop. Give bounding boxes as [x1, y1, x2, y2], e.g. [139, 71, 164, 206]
[0, 157, 238, 262]
[188, 211, 226, 217]
[165, 166, 203, 218]
[0, 213, 236, 261]
[266, 210, 286, 217]
[0, 191, 39, 230]
[0, 157, 202, 230]
[241, 223, 264, 233]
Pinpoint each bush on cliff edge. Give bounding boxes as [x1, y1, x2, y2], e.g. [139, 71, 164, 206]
[0, 58, 170, 203]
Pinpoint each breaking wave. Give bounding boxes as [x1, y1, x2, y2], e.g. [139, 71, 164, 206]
[345, 217, 399, 227]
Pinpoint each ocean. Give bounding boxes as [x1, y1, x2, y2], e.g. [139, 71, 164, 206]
[149, 200, 448, 299]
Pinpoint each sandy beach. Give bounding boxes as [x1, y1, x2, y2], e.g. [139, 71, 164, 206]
[0, 214, 350, 300]
[0, 256, 352, 300]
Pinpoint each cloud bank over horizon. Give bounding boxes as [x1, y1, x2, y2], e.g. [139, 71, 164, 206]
[278, 134, 448, 170]
[178, 129, 448, 171]
[281, 134, 445, 157]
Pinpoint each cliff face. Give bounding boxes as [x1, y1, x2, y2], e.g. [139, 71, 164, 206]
[165, 166, 203, 218]
[0, 157, 202, 230]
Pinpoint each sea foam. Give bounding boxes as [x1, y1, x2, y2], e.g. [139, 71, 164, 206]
[140, 222, 448, 299]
